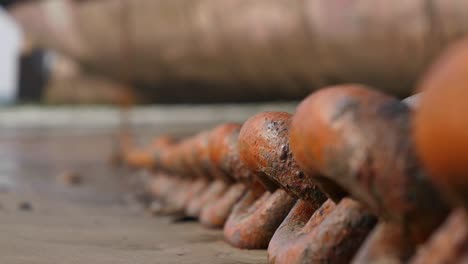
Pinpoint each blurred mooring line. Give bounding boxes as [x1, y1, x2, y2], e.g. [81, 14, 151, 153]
[10, 0, 468, 103]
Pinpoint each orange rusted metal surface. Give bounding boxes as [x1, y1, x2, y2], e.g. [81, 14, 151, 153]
[409, 208, 467, 264]
[270, 198, 375, 264]
[200, 183, 246, 228]
[411, 39, 468, 264]
[115, 50, 468, 260]
[414, 39, 468, 210]
[239, 111, 375, 263]
[199, 124, 249, 228]
[223, 182, 295, 249]
[125, 136, 176, 169]
[239, 112, 326, 203]
[291, 85, 448, 263]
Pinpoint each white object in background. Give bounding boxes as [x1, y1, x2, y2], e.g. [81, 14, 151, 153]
[0, 7, 21, 104]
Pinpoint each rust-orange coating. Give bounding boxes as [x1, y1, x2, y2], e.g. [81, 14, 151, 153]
[124, 135, 176, 169]
[149, 135, 177, 170]
[209, 123, 256, 186]
[160, 142, 184, 176]
[200, 183, 246, 228]
[289, 85, 448, 263]
[293, 85, 446, 222]
[239, 111, 373, 263]
[217, 122, 299, 248]
[185, 128, 244, 218]
[239, 112, 326, 204]
[186, 180, 228, 218]
[223, 182, 296, 249]
[190, 132, 216, 181]
[208, 123, 243, 183]
[411, 39, 468, 264]
[239, 112, 375, 263]
[414, 39, 468, 210]
[409, 208, 468, 264]
[202, 123, 265, 229]
[148, 135, 213, 215]
[269, 198, 376, 264]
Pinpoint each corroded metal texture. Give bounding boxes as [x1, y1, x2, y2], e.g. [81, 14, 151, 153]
[135, 124, 257, 225]
[208, 123, 256, 186]
[411, 39, 468, 264]
[185, 126, 253, 219]
[353, 222, 418, 263]
[124, 135, 176, 169]
[185, 180, 228, 218]
[195, 124, 251, 227]
[121, 135, 203, 215]
[133, 134, 213, 215]
[223, 182, 295, 249]
[191, 131, 218, 181]
[200, 183, 246, 228]
[238, 112, 326, 204]
[12, 0, 468, 102]
[290, 85, 448, 263]
[239, 111, 374, 263]
[269, 200, 336, 262]
[182, 132, 221, 218]
[269, 199, 376, 264]
[289, 97, 349, 201]
[409, 208, 468, 264]
[413, 38, 468, 210]
[118, 76, 468, 259]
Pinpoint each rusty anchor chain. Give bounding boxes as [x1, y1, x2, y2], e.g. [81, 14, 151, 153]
[118, 39, 468, 260]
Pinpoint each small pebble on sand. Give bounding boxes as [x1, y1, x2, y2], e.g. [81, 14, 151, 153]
[58, 171, 82, 186]
[18, 201, 32, 211]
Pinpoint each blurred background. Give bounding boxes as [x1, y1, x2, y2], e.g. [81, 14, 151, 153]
[0, 0, 466, 136]
[3, 0, 468, 106]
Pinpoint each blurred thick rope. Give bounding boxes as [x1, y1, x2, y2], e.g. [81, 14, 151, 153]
[10, 0, 468, 102]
